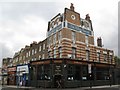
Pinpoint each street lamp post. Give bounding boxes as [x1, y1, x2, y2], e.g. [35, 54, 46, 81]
[89, 74, 92, 88]
[109, 65, 112, 87]
[88, 64, 92, 88]
[110, 74, 112, 87]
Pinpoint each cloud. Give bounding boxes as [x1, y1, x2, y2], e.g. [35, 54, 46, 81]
[0, 42, 14, 67]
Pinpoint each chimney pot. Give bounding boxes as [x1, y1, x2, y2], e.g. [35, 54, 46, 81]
[70, 3, 74, 11]
[97, 37, 102, 47]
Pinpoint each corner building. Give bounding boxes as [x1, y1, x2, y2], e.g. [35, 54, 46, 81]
[30, 4, 115, 88]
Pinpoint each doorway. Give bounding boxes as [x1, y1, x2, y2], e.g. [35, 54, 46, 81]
[54, 75, 62, 88]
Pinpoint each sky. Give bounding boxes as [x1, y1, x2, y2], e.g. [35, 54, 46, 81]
[0, 0, 119, 67]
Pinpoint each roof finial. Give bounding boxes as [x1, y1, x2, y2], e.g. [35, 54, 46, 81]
[85, 14, 90, 21]
[70, 3, 74, 11]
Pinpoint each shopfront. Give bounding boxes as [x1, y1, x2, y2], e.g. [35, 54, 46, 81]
[30, 58, 115, 88]
[7, 66, 16, 85]
[16, 64, 30, 86]
[2, 68, 8, 85]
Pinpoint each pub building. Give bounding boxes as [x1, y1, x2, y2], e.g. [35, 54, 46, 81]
[7, 66, 16, 85]
[29, 4, 115, 88]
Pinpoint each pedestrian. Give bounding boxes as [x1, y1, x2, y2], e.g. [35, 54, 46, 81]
[20, 81, 22, 86]
[56, 80, 61, 88]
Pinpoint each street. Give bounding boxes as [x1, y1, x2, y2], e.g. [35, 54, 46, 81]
[1, 85, 120, 90]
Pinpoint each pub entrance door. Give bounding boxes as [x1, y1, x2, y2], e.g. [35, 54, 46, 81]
[54, 75, 62, 88]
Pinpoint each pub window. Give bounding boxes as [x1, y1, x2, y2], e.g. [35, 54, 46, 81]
[97, 52, 100, 62]
[53, 34, 56, 44]
[52, 22, 54, 28]
[58, 47, 62, 58]
[85, 35, 88, 45]
[56, 18, 60, 25]
[58, 31, 62, 42]
[96, 67, 109, 80]
[72, 47, 76, 59]
[67, 65, 74, 81]
[82, 65, 88, 80]
[86, 50, 90, 61]
[37, 65, 50, 80]
[103, 54, 107, 61]
[37, 65, 43, 80]
[48, 37, 51, 45]
[44, 65, 51, 80]
[72, 31, 76, 43]
[74, 65, 81, 80]
[31, 66, 36, 80]
[53, 48, 56, 58]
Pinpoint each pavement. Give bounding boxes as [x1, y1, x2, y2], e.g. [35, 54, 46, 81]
[1, 85, 120, 90]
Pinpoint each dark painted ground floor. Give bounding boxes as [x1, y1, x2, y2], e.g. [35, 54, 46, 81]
[30, 59, 115, 88]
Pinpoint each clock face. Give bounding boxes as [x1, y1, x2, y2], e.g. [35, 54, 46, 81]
[71, 15, 76, 20]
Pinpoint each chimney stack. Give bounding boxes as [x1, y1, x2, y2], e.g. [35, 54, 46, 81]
[85, 14, 90, 21]
[97, 37, 102, 47]
[70, 3, 74, 11]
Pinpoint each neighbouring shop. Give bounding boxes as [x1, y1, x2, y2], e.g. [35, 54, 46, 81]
[2, 68, 8, 85]
[16, 64, 30, 86]
[7, 66, 16, 85]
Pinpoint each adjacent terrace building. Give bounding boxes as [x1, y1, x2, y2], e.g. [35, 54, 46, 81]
[0, 68, 2, 85]
[2, 58, 12, 85]
[2, 4, 115, 88]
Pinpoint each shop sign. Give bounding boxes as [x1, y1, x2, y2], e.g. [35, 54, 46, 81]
[54, 65, 62, 74]
[31, 61, 50, 65]
[53, 60, 62, 63]
[17, 65, 29, 74]
[67, 61, 82, 64]
[8, 67, 16, 72]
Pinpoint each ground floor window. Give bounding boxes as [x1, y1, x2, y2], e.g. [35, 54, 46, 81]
[67, 65, 74, 80]
[30, 65, 36, 80]
[74, 65, 81, 80]
[96, 67, 109, 80]
[37, 65, 51, 80]
[30, 65, 51, 80]
[82, 65, 88, 80]
[67, 65, 81, 81]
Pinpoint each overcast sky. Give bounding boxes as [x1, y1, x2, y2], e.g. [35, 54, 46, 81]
[0, 0, 119, 67]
